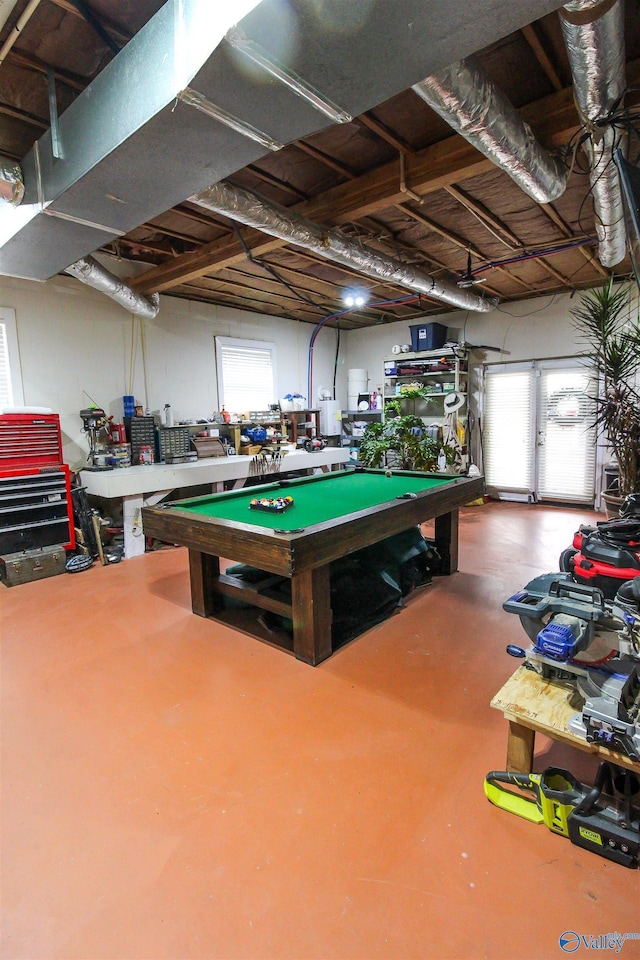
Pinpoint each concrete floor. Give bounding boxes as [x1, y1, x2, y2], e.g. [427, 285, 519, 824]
[1, 500, 639, 960]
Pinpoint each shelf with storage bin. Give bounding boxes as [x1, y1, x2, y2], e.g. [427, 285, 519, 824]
[382, 346, 469, 470]
[280, 409, 321, 446]
[340, 410, 383, 461]
[383, 347, 467, 419]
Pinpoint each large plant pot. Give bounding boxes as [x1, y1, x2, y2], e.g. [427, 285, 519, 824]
[602, 490, 624, 519]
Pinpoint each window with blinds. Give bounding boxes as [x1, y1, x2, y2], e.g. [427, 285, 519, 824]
[0, 308, 23, 408]
[0, 322, 12, 407]
[215, 337, 276, 414]
[483, 365, 535, 496]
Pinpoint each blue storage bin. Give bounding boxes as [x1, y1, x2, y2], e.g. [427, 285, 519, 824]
[409, 322, 447, 352]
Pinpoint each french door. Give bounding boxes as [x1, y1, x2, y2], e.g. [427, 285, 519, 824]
[482, 359, 597, 504]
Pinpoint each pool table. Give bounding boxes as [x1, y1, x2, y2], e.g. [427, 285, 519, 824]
[142, 467, 484, 665]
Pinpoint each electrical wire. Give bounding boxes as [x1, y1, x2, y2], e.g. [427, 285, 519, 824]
[332, 321, 341, 401]
[561, 87, 640, 239]
[232, 223, 323, 309]
[307, 294, 420, 402]
[463, 237, 598, 283]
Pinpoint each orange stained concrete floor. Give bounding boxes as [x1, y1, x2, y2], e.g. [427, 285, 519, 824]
[1, 500, 639, 960]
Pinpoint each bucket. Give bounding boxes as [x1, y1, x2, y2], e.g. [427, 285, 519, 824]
[348, 369, 367, 382]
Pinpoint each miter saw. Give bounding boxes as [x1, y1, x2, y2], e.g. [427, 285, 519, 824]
[503, 572, 640, 761]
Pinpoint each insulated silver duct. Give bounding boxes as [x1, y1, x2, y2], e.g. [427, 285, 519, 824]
[190, 181, 498, 313]
[0, 157, 24, 206]
[64, 256, 160, 319]
[412, 56, 568, 204]
[560, 0, 627, 267]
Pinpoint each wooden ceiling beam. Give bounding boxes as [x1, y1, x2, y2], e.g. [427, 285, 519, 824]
[139, 222, 201, 245]
[47, 0, 131, 46]
[5, 49, 86, 90]
[539, 202, 609, 279]
[244, 165, 309, 202]
[191, 271, 324, 310]
[179, 280, 325, 322]
[130, 63, 640, 296]
[0, 100, 47, 129]
[443, 183, 576, 289]
[232, 257, 350, 304]
[443, 184, 523, 249]
[520, 24, 564, 92]
[397, 202, 525, 293]
[218, 265, 334, 310]
[356, 114, 416, 155]
[292, 141, 357, 180]
[167, 285, 320, 322]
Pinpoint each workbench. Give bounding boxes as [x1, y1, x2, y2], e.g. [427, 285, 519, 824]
[491, 665, 640, 775]
[80, 447, 348, 559]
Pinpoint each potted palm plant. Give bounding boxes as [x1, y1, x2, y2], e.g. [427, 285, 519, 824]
[571, 280, 640, 512]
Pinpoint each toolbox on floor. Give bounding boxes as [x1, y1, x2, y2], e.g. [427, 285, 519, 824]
[0, 544, 67, 586]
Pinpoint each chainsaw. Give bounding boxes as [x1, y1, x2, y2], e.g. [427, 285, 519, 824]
[484, 761, 640, 868]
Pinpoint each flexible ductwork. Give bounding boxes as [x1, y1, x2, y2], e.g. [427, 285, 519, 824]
[560, 0, 627, 267]
[64, 256, 160, 319]
[190, 181, 498, 313]
[0, 157, 24, 206]
[412, 56, 568, 204]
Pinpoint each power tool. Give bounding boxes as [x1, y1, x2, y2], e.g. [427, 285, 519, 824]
[503, 573, 640, 761]
[484, 762, 640, 868]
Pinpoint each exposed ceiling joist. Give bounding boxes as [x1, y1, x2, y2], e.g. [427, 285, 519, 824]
[129, 75, 584, 297]
[1, 0, 637, 323]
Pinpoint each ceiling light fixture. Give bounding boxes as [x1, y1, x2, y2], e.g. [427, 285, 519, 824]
[342, 289, 368, 308]
[226, 28, 353, 125]
[178, 87, 283, 152]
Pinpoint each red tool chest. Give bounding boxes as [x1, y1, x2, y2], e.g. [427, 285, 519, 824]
[0, 413, 75, 553]
[0, 412, 64, 470]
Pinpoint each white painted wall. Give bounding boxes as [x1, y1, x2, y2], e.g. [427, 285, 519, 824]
[341, 291, 586, 392]
[340, 291, 603, 477]
[0, 272, 340, 471]
[2, 267, 632, 479]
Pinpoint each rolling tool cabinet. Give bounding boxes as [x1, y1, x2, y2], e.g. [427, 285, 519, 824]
[0, 413, 75, 557]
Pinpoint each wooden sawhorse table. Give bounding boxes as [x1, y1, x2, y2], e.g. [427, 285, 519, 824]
[491, 665, 640, 775]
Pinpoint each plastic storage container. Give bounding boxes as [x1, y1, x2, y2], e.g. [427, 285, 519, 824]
[409, 322, 447, 352]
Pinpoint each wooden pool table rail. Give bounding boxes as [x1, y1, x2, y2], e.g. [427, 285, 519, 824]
[143, 471, 484, 665]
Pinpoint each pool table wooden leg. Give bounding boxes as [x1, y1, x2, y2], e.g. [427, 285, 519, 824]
[434, 509, 458, 574]
[291, 565, 332, 666]
[189, 549, 221, 618]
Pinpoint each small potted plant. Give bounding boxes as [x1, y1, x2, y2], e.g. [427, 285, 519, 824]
[571, 280, 640, 513]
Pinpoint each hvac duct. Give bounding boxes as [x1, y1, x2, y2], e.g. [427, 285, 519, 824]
[190, 182, 498, 313]
[560, 0, 627, 267]
[64, 256, 160, 319]
[412, 56, 568, 204]
[0, 157, 23, 206]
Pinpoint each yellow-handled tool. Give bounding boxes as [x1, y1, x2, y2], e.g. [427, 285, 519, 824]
[484, 767, 584, 836]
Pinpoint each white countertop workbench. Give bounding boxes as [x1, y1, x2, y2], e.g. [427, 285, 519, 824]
[79, 447, 349, 558]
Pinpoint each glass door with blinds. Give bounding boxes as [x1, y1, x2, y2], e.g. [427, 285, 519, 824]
[482, 359, 597, 504]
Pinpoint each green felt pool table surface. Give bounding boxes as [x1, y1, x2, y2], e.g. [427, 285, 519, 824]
[175, 470, 452, 530]
[142, 468, 484, 665]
